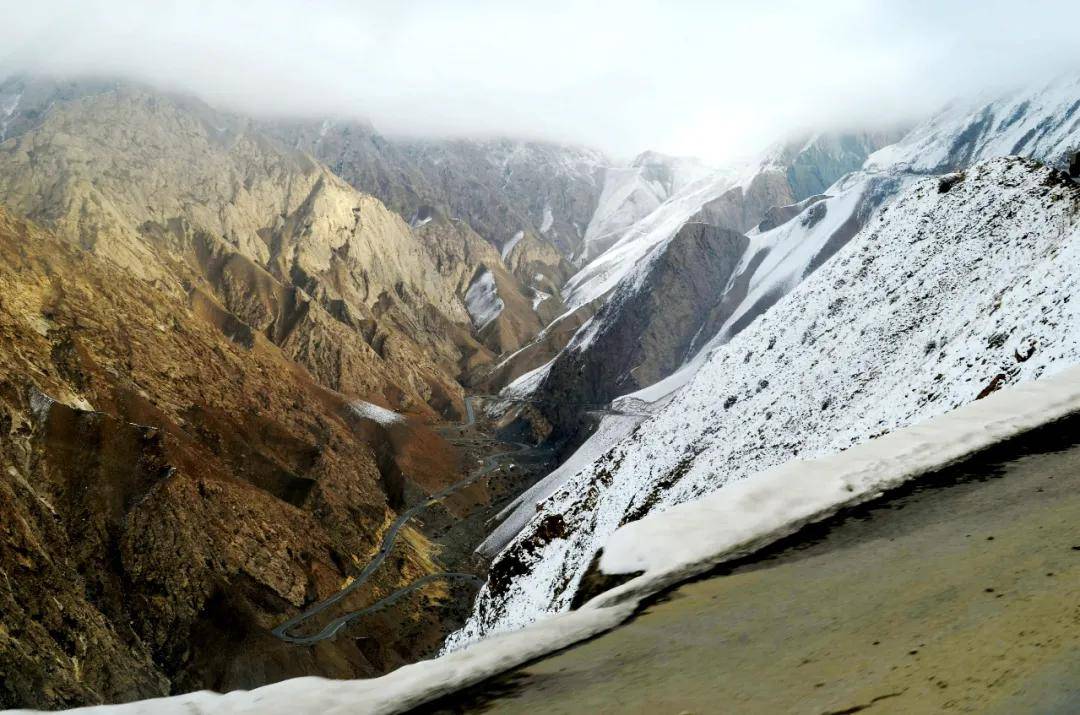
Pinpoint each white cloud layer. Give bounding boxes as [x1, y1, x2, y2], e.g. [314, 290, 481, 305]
[2, 0, 1079, 161]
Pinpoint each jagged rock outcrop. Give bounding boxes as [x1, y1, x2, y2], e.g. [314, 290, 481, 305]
[411, 207, 563, 360]
[0, 207, 467, 709]
[268, 120, 607, 261]
[501, 230, 574, 300]
[0, 79, 476, 416]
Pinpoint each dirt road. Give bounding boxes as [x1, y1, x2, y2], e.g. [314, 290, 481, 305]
[421, 416, 1080, 714]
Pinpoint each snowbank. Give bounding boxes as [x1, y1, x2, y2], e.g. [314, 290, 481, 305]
[600, 361, 1080, 579]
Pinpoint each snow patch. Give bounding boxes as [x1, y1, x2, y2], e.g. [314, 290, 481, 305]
[500, 230, 525, 260]
[464, 270, 504, 330]
[539, 205, 554, 234]
[1, 90, 21, 140]
[350, 400, 404, 426]
[531, 288, 551, 310]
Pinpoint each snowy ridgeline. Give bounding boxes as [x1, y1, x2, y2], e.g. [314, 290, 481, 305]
[560, 169, 743, 311]
[27, 360, 1080, 715]
[451, 156, 1080, 642]
[505, 75, 1080, 402]
[577, 153, 715, 265]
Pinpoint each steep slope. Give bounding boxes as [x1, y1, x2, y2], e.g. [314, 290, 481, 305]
[0, 207, 469, 709]
[270, 120, 607, 262]
[578, 151, 713, 264]
[866, 75, 1080, 173]
[519, 79, 1080, 437]
[268, 119, 592, 365]
[533, 223, 748, 440]
[454, 156, 1080, 641]
[774, 130, 904, 199]
[0, 79, 476, 415]
[496, 131, 897, 438]
[397, 139, 606, 261]
[561, 131, 896, 314]
[412, 207, 565, 360]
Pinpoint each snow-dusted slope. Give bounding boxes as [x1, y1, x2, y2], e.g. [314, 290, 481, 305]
[579, 151, 713, 264]
[867, 75, 1080, 173]
[452, 156, 1080, 642]
[588, 76, 1080, 407]
[561, 169, 746, 311]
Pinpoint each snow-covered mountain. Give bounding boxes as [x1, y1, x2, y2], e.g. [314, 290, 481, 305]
[497, 131, 899, 438]
[451, 76, 1080, 644]
[866, 75, 1080, 173]
[578, 151, 714, 264]
[454, 155, 1080, 644]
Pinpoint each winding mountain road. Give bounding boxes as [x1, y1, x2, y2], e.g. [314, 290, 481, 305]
[271, 397, 530, 645]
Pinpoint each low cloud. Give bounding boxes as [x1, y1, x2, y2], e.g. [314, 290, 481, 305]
[3, 0, 1079, 162]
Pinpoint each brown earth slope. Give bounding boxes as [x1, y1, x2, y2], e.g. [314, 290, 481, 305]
[0, 207, 470, 709]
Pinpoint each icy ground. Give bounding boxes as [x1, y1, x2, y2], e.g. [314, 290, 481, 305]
[463, 269, 503, 330]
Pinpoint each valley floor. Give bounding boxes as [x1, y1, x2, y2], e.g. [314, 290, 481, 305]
[421, 416, 1080, 714]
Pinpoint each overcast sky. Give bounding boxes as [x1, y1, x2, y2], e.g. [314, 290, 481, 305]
[2, 1, 1080, 162]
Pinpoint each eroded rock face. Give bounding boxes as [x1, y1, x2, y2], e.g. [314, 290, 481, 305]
[692, 170, 796, 233]
[0, 208, 466, 709]
[779, 131, 905, 200]
[535, 223, 749, 439]
[0, 81, 473, 416]
[411, 207, 556, 362]
[268, 120, 608, 261]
